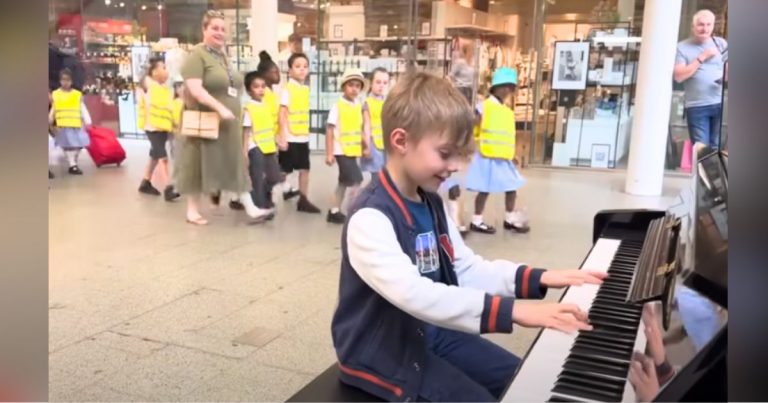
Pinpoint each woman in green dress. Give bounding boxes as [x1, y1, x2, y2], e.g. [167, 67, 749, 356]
[178, 10, 271, 225]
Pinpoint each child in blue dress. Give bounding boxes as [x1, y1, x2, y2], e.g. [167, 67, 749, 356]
[359, 67, 389, 176]
[465, 67, 530, 234]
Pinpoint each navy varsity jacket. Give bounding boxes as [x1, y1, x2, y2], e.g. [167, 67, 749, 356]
[331, 169, 547, 401]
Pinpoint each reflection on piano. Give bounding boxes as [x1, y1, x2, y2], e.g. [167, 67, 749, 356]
[502, 151, 728, 402]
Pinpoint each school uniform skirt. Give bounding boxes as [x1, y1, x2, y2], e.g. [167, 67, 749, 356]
[55, 127, 90, 149]
[464, 152, 526, 193]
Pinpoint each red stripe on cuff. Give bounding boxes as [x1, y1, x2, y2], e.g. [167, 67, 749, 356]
[488, 295, 501, 333]
[521, 266, 532, 298]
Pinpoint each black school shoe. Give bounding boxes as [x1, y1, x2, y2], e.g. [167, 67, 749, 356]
[503, 221, 531, 233]
[68, 166, 83, 175]
[139, 179, 161, 196]
[229, 200, 245, 210]
[283, 189, 301, 201]
[326, 210, 346, 224]
[297, 196, 321, 214]
[469, 222, 497, 234]
[164, 185, 181, 202]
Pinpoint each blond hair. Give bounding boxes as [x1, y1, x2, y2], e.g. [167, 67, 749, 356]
[381, 72, 475, 157]
[203, 10, 225, 29]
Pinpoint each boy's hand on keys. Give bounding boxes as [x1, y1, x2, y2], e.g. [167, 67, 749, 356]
[540, 269, 607, 288]
[512, 302, 592, 334]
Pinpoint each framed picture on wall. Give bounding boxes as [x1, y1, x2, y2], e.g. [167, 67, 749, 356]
[552, 41, 590, 90]
[590, 143, 611, 168]
[333, 25, 343, 39]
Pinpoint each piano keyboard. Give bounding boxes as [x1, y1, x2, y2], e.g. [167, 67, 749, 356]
[502, 238, 647, 403]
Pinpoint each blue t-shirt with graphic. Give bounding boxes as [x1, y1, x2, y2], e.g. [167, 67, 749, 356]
[405, 197, 441, 283]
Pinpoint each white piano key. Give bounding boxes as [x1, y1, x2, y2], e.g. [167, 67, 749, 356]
[502, 238, 621, 403]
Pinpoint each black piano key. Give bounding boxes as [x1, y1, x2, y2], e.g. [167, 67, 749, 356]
[564, 356, 629, 379]
[577, 335, 635, 351]
[563, 360, 628, 378]
[570, 344, 631, 361]
[559, 369, 627, 391]
[555, 373, 625, 400]
[548, 395, 586, 403]
[575, 334, 635, 352]
[552, 382, 621, 402]
[588, 319, 639, 333]
[589, 310, 640, 321]
[587, 326, 639, 341]
[589, 312, 639, 326]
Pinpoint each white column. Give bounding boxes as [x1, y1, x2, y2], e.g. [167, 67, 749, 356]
[624, 0, 682, 196]
[249, 0, 279, 68]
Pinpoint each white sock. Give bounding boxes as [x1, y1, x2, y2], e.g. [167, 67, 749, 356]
[330, 207, 340, 214]
[472, 215, 483, 226]
[282, 178, 296, 193]
[239, 192, 266, 217]
[505, 211, 516, 224]
[74, 148, 81, 163]
[65, 150, 77, 167]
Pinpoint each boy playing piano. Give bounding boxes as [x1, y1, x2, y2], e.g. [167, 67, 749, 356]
[331, 72, 606, 401]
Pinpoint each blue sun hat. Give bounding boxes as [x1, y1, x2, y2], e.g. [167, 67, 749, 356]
[490, 67, 518, 88]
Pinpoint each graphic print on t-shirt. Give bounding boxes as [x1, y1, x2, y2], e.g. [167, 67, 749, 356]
[415, 231, 439, 274]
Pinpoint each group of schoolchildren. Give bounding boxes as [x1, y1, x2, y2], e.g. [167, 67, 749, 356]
[48, 50, 531, 233]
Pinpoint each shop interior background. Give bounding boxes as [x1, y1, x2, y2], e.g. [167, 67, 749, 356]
[48, 0, 727, 173]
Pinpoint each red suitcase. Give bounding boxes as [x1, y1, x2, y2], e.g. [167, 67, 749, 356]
[86, 126, 126, 167]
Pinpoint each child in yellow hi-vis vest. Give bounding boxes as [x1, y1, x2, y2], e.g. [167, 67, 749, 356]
[49, 68, 92, 175]
[242, 70, 282, 220]
[138, 58, 179, 201]
[325, 69, 367, 224]
[359, 67, 390, 176]
[278, 52, 321, 213]
[464, 67, 530, 234]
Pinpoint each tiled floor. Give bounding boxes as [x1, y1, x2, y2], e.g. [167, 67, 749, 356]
[49, 139, 687, 401]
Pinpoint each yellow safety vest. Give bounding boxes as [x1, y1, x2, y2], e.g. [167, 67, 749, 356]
[147, 81, 173, 132]
[478, 98, 516, 160]
[52, 89, 82, 128]
[337, 100, 363, 157]
[172, 98, 184, 130]
[245, 101, 277, 154]
[367, 96, 385, 150]
[264, 87, 280, 137]
[286, 81, 310, 136]
[137, 91, 145, 130]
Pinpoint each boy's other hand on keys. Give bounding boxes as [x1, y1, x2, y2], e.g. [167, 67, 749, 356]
[512, 302, 592, 334]
[540, 269, 607, 288]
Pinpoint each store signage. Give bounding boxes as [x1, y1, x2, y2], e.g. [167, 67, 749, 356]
[86, 20, 133, 35]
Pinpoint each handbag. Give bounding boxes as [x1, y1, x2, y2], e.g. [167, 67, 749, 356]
[179, 110, 220, 139]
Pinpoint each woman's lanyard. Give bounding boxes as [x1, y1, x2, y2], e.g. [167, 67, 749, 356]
[206, 46, 237, 96]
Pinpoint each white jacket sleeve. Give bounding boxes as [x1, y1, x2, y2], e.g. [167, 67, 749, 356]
[445, 204, 548, 299]
[347, 208, 517, 334]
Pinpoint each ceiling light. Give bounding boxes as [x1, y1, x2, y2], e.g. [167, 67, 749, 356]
[104, 0, 111, 4]
[141, 4, 147, 9]
[157, 4, 163, 10]
[119, 2, 125, 6]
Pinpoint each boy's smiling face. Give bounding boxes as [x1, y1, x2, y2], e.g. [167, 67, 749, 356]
[390, 129, 462, 194]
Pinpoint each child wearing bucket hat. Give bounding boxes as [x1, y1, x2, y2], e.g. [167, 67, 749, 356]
[325, 69, 368, 224]
[464, 67, 530, 234]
